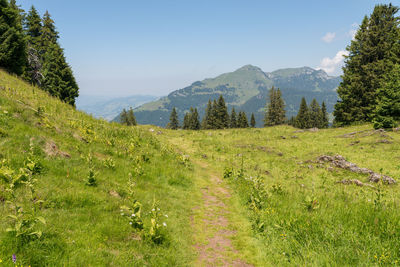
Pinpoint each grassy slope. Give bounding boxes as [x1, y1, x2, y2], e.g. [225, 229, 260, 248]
[2, 69, 400, 266]
[0, 70, 198, 266]
[157, 125, 400, 266]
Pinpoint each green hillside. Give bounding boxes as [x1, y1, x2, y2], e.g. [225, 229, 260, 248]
[119, 65, 341, 127]
[0, 70, 199, 266]
[1, 70, 400, 266]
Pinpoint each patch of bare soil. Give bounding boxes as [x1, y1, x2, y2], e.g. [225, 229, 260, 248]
[44, 140, 70, 158]
[194, 161, 252, 267]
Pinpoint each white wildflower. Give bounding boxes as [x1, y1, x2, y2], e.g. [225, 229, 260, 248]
[165, 214, 168, 218]
[152, 208, 155, 211]
[163, 222, 167, 227]
[131, 214, 136, 217]
[129, 222, 132, 225]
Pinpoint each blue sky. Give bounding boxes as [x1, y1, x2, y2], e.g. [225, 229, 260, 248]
[18, 0, 397, 97]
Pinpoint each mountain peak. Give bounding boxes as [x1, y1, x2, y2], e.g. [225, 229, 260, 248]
[236, 64, 263, 72]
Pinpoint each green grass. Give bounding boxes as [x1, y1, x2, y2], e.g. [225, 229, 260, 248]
[0, 70, 198, 266]
[158, 126, 400, 266]
[1, 69, 400, 266]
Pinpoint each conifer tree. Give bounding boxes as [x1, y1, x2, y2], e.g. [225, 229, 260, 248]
[211, 99, 219, 129]
[264, 87, 286, 126]
[190, 108, 200, 130]
[275, 88, 286, 124]
[309, 99, 322, 128]
[321, 102, 329, 128]
[230, 107, 237, 128]
[168, 107, 179, 129]
[23, 5, 43, 85]
[216, 95, 229, 128]
[39, 11, 58, 49]
[42, 42, 79, 105]
[295, 97, 311, 129]
[334, 4, 400, 125]
[25, 6, 42, 45]
[38, 11, 78, 105]
[202, 99, 213, 129]
[127, 107, 137, 126]
[373, 64, 400, 129]
[238, 111, 249, 128]
[0, 0, 27, 75]
[250, 113, 256, 128]
[120, 109, 128, 125]
[183, 112, 190, 130]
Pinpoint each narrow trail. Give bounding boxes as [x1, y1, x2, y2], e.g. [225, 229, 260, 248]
[157, 134, 255, 266]
[191, 159, 253, 267]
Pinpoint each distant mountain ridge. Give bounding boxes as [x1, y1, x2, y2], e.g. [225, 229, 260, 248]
[76, 95, 158, 121]
[114, 65, 341, 127]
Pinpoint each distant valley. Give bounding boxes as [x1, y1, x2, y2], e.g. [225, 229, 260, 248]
[76, 95, 158, 121]
[114, 65, 341, 127]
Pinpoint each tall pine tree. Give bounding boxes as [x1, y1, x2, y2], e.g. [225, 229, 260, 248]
[321, 102, 329, 128]
[183, 112, 190, 130]
[23, 5, 43, 85]
[238, 111, 249, 128]
[40, 11, 79, 105]
[127, 107, 137, 126]
[0, 0, 27, 75]
[168, 107, 179, 129]
[216, 95, 229, 128]
[25, 6, 41, 44]
[230, 107, 237, 128]
[120, 109, 128, 125]
[264, 87, 286, 126]
[309, 98, 322, 128]
[201, 99, 213, 129]
[373, 64, 400, 129]
[211, 99, 219, 129]
[250, 113, 256, 128]
[189, 108, 200, 130]
[334, 4, 400, 125]
[295, 97, 311, 129]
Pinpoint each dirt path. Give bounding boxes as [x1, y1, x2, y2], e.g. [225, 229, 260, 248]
[156, 135, 254, 266]
[192, 160, 252, 267]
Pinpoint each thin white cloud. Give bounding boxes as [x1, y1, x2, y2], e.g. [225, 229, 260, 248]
[321, 32, 336, 43]
[317, 50, 349, 74]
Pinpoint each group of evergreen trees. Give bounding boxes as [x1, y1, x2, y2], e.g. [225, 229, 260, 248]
[0, 1, 79, 105]
[168, 95, 255, 130]
[263, 86, 329, 129]
[334, 4, 400, 129]
[289, 98, 329, 129]
[120, 108, 137, 126]
[183, 107, 200, 130]
[202, 96, 230, 129]
[264, 87, 286, 126]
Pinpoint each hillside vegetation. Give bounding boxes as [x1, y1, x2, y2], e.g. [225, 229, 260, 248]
[0, 70, 198, 266]
[1, 70, 400, 266]
[118, 65, 340, 127]
[157, 125, 400, 266]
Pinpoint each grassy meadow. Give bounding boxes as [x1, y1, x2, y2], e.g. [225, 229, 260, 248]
[1, 69, 400, 266]
[0, 70, 198, 266]
[157, 125, 400, 266]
